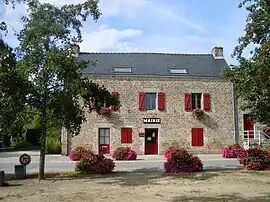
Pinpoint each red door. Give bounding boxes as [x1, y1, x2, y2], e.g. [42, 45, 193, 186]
[145, 128, 158, 155]
[99, 128, 110, 154]
[244, 114, 254, 139]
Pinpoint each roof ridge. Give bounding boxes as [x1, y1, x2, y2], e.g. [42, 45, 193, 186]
[79, 52, 212, 56]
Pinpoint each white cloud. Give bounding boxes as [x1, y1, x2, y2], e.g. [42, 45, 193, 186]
[79, 25, 142, 52]
[0, 0, 248, 65]
[99, 0, 149, 18]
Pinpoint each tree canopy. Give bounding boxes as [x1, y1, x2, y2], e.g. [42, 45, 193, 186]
[1, 0, 120, 179]
[0, 39, 29, 141]
[222, 0, 270, 125]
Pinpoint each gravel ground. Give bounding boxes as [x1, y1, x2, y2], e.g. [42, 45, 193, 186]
[1, 170, 270, 202]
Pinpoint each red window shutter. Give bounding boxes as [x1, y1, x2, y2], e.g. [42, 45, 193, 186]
[198, 128, 204, 146]
[184, 93, 192, 112]
[157, 92, 165, 111]
[111, 92, 119, 111]
[127, 128, 132, 143]
[191, 128, 204, 146]
[121, 128, 127, 143]
[139, 92, 145, 111]
[91, 97, 96, 110]
[191, 128, 197, 146]
[203, 93, 211, 112]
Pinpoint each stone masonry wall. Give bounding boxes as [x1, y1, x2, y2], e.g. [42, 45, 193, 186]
[65, 76, 235, 155]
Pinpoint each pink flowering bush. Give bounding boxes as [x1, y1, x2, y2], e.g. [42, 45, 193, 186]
[112, 147, 137, 160]
[69, 146, 93, 161]
[163, 147, 186, 159]
[75, 152, 115, 174]
[238, 148, 270, 170]
[164, 148, 203, 173]
[222, 144, 246, 158]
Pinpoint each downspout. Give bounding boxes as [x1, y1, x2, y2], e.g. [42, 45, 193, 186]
[61, 127, 68, 156]
[232, 82, 239, 144]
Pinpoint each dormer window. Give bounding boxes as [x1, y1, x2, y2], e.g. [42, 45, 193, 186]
[170, 68, 188, 74]
[211, 47, 224, 59]
[113, 66, 132, 73]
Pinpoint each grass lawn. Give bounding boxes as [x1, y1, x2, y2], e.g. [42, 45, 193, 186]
[1, 170, 270, 202]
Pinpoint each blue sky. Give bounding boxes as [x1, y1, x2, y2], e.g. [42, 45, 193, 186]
[1, 0, 248, 65]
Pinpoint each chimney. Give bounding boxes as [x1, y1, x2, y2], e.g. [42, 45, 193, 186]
[71, 44, 80, 57]
[211, 47, 224, 59]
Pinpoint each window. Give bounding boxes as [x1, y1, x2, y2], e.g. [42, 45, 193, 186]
[185, 92, 211, 112]
[121, 128, 132, 143]
[192, 93, 202, 109]
[99, 128, 110, 145]
[170, 68, 188, 74]
[145, 93, 156, 110]
[114, 66, 132, 73]
[99, 128, 110, 154]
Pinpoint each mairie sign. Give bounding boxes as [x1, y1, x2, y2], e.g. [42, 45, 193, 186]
[143, 118, 161, 124]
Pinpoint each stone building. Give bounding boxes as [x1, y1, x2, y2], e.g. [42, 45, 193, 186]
[61, 46, 243, 155]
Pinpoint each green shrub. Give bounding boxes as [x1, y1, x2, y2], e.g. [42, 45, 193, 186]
[25, 128, 41, 146]
[13, 140, 38, 150]
[46, 136, 61, 154]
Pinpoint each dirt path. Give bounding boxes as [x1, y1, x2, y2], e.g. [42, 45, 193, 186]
[1, 170, 270, 202]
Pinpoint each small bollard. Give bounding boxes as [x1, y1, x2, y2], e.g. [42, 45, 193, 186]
[0, 171, 5, 186]
[14, 165, 26, 179]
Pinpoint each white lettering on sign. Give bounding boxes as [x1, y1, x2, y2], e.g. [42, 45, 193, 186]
[143, 118, 161, 124]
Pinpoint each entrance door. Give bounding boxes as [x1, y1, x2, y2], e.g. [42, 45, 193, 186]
[145, 128, 158, 155]
[243, 114, 254, 139]
[98, 128, 110, 154]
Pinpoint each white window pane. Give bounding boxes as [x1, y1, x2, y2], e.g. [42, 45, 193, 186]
[105, 129, 110, 137]
[99, 137, 105, 144]
[114, 67, 132, 73]
[104, 136, 110, 144]
[170, 68, 187, 74]
[99, 129, 104, 137]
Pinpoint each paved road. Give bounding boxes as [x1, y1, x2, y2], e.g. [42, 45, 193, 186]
[0, 151, 242, 174]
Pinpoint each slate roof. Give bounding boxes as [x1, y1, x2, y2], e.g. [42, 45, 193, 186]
[79, 52, 228, 78]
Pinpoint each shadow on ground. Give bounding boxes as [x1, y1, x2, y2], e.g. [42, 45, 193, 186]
[36, 169, 239, 187]
[171, 193, 270, 202]
[6, 168, 270, 187]
[1, 183, 23, 187]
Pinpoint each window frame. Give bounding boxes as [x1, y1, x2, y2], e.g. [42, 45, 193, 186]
[192, 93, 202, 109]
[99, 128, 110, 145]
[145, 92, 157, 110]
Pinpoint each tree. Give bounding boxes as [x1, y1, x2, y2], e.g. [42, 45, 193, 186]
[0, 39, 29, 143]
[16, 0, 120, 180]
[222, 0, 270, 125]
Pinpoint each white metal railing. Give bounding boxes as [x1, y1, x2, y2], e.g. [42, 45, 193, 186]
[260, 130, 270, 140]
[242, 130, 270, 147]
[243, 130, 254, 146]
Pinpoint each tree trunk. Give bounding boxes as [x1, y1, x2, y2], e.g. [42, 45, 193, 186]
[39, 72, 48, 180]
[38, 107, 47, 180]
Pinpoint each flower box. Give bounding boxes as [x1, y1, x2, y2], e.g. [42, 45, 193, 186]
[100, 106, 113, 115]
[192, 108, 204, 120]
